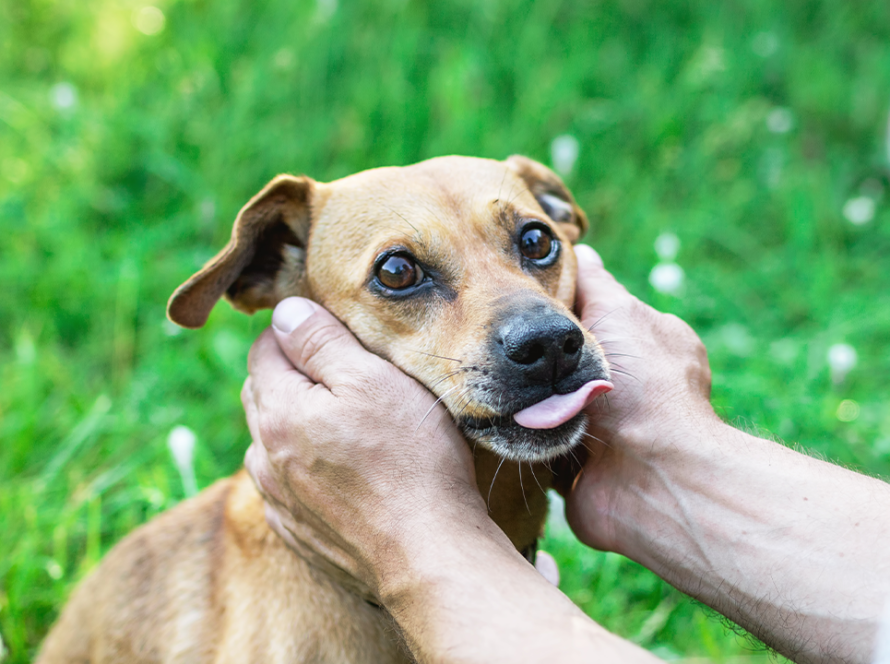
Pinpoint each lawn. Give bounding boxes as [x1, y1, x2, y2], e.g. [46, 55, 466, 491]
[2, 0, 889, 661]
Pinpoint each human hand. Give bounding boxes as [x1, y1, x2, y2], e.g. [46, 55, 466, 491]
[241, 298, 485, 597]
[562, 245, 720, 554]
[242, 301, 667, 664]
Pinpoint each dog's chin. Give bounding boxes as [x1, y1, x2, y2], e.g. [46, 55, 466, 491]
[458, 412, 588, 462]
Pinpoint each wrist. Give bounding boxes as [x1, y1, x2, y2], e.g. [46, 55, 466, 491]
[587, 412, 733, 563]
[371, 493, 508, 604]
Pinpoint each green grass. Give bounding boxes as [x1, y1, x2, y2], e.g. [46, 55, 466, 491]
[2, 0, 890, 660]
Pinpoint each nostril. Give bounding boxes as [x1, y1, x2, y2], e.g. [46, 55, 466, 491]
[563, 336, 581, 355]
[514, 342, 546, 365]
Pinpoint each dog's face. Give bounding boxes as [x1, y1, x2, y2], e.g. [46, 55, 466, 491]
[169, 156, 610, 462]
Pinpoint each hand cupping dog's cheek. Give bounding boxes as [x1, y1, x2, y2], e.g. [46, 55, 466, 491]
[564, 245, 721, 555]
[243, 298, 481, 594]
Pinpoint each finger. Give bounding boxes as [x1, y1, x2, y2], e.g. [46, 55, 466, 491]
[270, 297, 388, 388]
[244, 441, 275, 501]
[248, 327, 314, 385]
[574, 245, 631, 322]
[241, 377, 261, 440]
[574, 243, 604, 268]
[535, 550, 560, 587]
[263, 502, 302, 552]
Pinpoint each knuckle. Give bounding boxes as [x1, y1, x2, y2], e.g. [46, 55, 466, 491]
[298, 322, 352, 365]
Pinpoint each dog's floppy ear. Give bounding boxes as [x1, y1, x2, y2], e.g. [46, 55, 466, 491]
[505, 155, 589, 243]
[167, 175, 315, 329]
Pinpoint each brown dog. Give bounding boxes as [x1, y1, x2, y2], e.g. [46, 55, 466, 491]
[38, 155, 611, 663]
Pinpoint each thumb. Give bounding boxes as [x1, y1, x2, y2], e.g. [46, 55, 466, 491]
[270, 297, 386, 388]
[574, 245, 630, 324]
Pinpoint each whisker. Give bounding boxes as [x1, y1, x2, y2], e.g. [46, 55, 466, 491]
[566, 446, 581, 467]
[505, 181, 525, 206]
[586, 308, 621, 332]
[488, 456, 507, 511]
[406, 349, 463, 363]
[415, 384, 461, 433]
[428, 369, 465, 391]
[528, 462, 546, 498]
[608, 368, 642, 384]
[582, 431, 613, 450]
[381, 203, 419, 235]
[453, 390, 476, 421]
[518, 461, 531, 514]
[603, 352, 641, 360]
[496, 167, 508, 202]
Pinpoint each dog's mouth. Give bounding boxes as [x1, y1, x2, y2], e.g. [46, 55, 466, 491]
[455, 380, 613, 462]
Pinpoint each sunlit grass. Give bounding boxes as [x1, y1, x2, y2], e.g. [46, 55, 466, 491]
[2, 0, 890, 661]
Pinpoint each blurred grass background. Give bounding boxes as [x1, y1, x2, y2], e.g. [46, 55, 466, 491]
[2, 0, 890, 660]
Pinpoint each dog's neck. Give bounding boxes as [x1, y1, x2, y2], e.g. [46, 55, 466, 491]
[472, 448, 551, 554]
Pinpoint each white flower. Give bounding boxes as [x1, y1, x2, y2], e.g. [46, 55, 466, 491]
[770, 338, 799, 365]
[649, 262, 684, 295]
[654, 232, 680, 261]
[200, 198, 216, 224]
[766, 108, 794, 134]
[836, 399, 860, 423]
[49, 82, 77, 110]
[842, 196, 875, 225]
[751, 32, 779, 58]
[168, 425, 198, 496]
[163, 319, 182, 337]
[827, 343, 857, 384]
[721, 323, 754, 357]
[273, 49, 295, 70]
[315, 0, 338, 22]
[46, 560, 63, 580]
[133, 6, 165, 35]
[550, 135, 579, 177]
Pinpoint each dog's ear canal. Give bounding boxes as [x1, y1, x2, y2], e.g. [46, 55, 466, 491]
[167, 175, 315, 329]
[505, 155, 589, 243]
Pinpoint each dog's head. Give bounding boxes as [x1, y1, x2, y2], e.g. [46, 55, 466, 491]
[169, 156, 610, 462]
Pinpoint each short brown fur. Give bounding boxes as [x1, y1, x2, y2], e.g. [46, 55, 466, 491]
[39, 156, 600, 664]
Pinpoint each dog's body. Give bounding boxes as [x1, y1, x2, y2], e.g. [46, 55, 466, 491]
[38, 156, 609, 664]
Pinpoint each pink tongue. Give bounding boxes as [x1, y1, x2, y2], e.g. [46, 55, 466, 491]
[513, 380, 613, 430]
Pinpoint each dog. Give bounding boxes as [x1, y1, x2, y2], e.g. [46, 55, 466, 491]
[38, 155, 611, 663]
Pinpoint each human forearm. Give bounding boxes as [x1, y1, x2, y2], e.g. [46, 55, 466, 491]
[568, 246, 890, 663]
[376, 508, 664, 664]
[604, 420, 890, 664]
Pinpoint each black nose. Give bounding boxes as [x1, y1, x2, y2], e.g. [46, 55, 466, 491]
[499, 313, 584, 385]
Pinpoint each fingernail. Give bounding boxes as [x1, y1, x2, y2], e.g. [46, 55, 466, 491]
[272, 297, 318, 334]
[574, 244, 604, 268]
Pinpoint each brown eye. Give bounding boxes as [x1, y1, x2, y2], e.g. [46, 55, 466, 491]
[520, 225, 553, 261]
[377, 254, 423, 290]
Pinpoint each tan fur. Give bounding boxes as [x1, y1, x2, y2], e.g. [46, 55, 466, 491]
[39, 156, 595, 664]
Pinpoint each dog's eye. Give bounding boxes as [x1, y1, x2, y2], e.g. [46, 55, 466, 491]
[519, 225, 554, 261]
[377, 254, 424, 290]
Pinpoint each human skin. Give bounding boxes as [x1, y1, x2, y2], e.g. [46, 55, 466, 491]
[242, 245, 890, 664]
[242, 299, 660, 663]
